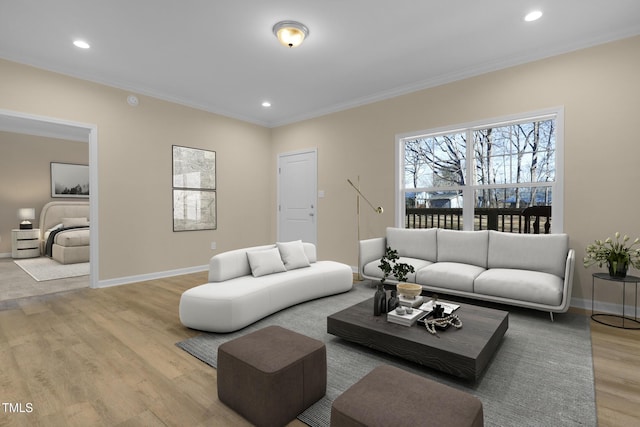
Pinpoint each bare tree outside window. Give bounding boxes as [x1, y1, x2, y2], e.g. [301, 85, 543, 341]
[401, 113, 558, 233]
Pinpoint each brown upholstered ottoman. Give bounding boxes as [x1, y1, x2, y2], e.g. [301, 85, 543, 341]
[217, 325, 326, 427]
[331, 365, 483, 427]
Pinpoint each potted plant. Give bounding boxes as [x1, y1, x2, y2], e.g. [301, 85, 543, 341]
[584, 232, 640, 278]
[373, 246, 415, 316]
[378, 246, 415, 284]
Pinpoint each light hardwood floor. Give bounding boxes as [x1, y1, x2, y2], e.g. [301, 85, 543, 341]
[0, 273, 638, 426]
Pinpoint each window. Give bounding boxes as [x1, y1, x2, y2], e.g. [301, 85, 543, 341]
[396, 108, 563, 233]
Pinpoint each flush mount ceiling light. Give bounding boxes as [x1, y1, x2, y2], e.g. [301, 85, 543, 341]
[524, 10, 543, 22]
[272, 20, 309, 48]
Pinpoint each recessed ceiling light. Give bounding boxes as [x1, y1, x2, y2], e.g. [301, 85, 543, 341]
[262, 101, 272, 108]
[73, 40, 90, 49]
[524, 10, 543, 22]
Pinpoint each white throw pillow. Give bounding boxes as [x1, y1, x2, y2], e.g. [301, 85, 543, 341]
[61, 217, 89, 228]
[246, 248, 286, 277]
[277, 240, 311, 270]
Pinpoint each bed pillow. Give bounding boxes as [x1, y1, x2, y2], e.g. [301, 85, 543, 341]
[277, 240, 311, 270]
[246, 248, 287, 277]
[61, 217, 89, 228]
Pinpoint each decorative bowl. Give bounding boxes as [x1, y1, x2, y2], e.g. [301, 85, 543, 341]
[397, 283, 422, 299]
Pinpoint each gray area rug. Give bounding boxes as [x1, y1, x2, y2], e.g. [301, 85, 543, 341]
[176, 282, 596, 427]
[14, 257, 89, 282]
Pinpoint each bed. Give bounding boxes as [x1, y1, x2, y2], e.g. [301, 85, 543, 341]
[39, 201, 90, 264]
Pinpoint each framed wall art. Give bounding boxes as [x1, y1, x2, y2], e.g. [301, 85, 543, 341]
[173, 189, 216, 231]
[51, 162, 90, 198]
[172, 145, 216, 231]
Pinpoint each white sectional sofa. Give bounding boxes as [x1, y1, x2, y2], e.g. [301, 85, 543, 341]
[179, 241, 353, 333]
[360, 228, 575, 319]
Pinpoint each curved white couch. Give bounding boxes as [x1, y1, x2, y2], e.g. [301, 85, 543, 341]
[179, 242, 353, 333]
[360, 228, 575, 319]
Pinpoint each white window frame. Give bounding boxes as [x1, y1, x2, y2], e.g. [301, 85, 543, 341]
[395, 107, 564, 233]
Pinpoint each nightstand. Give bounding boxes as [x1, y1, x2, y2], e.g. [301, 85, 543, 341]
[11, 229, 41, 259]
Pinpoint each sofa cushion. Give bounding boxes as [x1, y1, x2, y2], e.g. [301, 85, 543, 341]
[277, 240, 311, 270]
[363, 257, 433, 283]
[209, 244, 276, 282]
[301, 242, 317, 263]
[437, 230, 488, 268]
[247, 248, 287, 277]
[386, 227, 438, 262]
[487, 231, 568, 278]
[474, 268, 564, 306]
[416, 262, 485, 292]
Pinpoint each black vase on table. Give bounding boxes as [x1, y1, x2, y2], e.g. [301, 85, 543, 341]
[607, 259, 629, 278]
[373, 283, 387, 316]
[387, 290, 399, 312]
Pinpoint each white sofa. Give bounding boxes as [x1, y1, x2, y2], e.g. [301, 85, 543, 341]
[179, 241, 353, 333]
[360, 228, 575, 319]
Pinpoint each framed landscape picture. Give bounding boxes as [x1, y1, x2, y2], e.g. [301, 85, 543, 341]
[51, 162, 89, 198]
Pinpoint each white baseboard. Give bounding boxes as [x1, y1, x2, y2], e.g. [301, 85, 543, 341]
[570, 297, 592, 311]
[96, 264, 208, 288]
[571, 296, 638, 317]
[0, 252, 12, 259]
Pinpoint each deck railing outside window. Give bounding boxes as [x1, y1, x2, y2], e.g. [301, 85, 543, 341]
[405, 206, 551, 234]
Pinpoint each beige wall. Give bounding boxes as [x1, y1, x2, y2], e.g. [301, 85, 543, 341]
[0, 58, 272, 281]
[271, 35, 640, 307]
[1, 35, 638, 307]
[0, 131, 89, 254]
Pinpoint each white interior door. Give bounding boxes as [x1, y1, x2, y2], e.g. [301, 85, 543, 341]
[278, 149, 317, 245]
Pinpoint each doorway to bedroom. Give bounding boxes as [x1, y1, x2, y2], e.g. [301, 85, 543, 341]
[0, 110, 98, 302]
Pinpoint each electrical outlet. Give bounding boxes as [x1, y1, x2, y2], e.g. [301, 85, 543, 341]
[211, 241, 217, 250]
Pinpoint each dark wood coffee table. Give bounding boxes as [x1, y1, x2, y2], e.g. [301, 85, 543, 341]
[327, 298, 508, 381]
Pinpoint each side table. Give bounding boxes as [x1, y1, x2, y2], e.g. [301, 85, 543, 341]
[591, 272, 640, 330]
[11, 229, 41, 259]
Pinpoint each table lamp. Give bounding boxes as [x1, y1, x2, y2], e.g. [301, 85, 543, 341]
[18, 208, 35, 229]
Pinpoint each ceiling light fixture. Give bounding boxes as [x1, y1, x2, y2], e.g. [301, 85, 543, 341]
[524, 10, 543, 22]
[73, 40, 90, 49]
[262, 101, 272, 107]
[272, 20, 309, 48]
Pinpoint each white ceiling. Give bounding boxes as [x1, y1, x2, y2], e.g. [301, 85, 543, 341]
[1, 0, 640, 128]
